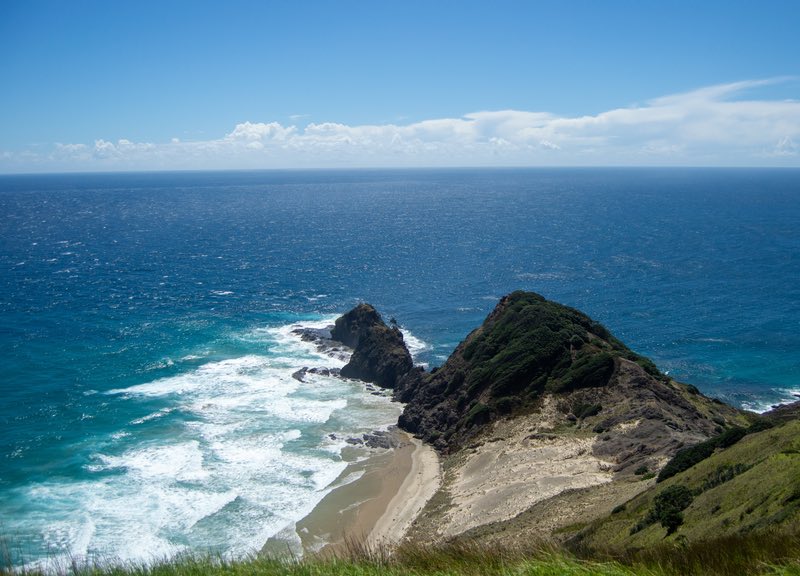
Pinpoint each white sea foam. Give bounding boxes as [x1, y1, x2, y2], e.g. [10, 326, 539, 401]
[401, 328, 430, 360]
[144, 358, 175, 371]
[742, 387, 800, 413]
[95, 441, 209, 481]
[14, 316, 419, 568]
[130, 407, 175, 425]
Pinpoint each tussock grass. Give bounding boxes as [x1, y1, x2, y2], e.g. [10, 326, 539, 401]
[3, 533, 799, 576]
[582, 530, 800, 576]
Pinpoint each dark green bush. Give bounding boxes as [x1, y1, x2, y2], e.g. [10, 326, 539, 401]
[493, 396, 516, 415]
[466, 402, 491, 427]
[701, 463, 752, 491]
[657, 440, 718, 482]
[657, 425, 761, 482]
[560, 352, 615, 392]
[715, 426, 748, 449]
[573, 402, 602, 419]
[650, 485, 694, 535]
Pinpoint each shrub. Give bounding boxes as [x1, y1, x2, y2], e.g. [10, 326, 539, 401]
[493, 396, 516, 415]
[560, 352, 615, 392]
[657, 441, 717, 482]
[657, 425, 761, 482]
[466, 402, 491, 427]
[573, 401, 602, 419]
[650, 485, 694, 535]
[701, 463, 752, 491]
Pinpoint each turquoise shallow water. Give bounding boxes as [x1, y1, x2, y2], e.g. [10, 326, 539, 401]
[1, 168, 798, 565]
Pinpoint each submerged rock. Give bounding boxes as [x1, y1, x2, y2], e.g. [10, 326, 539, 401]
[291, 325, 351, 362]
[291, 366, 340, 382]
[343, 429, 401, 450]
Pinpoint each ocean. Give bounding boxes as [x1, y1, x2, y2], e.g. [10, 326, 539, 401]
[1, 168, 798, 566]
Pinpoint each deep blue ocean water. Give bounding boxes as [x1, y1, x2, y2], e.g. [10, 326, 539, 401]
[1, 168, 799, 565]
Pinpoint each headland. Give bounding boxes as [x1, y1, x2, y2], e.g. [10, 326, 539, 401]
[278, 292, 799, 558]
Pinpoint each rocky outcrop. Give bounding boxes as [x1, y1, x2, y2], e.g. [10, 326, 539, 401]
[764, 399, 800, 422]
[332, 303, 414, 389]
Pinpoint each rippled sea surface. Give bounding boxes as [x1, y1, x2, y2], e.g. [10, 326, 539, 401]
[1, 168, 798, 565]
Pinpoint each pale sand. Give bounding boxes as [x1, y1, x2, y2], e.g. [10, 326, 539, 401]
[411, 395, 616, 541]
[281, 429, 440, 556]
[368, 435, 441, 547]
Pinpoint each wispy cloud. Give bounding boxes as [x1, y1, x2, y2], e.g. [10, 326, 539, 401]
[3, 79, 799, 172]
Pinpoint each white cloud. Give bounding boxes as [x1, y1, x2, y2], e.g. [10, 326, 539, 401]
[3, 78, 799, 172]
[226, 121, 296, 142]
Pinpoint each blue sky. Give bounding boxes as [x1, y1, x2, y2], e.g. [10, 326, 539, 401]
[1, 0, 799, 172]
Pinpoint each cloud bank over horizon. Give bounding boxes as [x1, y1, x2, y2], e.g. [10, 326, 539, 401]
[3, 79, 799, 173]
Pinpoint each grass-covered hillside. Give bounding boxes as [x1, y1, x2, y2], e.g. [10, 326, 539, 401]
[571, 418, 800, 551]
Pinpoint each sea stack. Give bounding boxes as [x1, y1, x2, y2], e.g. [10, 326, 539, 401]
[332, 303, 414, 389]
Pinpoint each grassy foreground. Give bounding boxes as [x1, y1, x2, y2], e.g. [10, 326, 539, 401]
[4, 536, 800, 576]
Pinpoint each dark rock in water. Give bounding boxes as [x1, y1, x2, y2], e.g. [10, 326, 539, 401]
[343, 429, 400, 450]
[763, 400, 800, 421]
[332, 303, 414, 389]
[308, 367, 338, 377]
[292, 326, 333, 342]
[331, 305, 380, 348]
[291, 325, 351, 362]
[291, 366, 341, 382]
[363, 431, 393, 449]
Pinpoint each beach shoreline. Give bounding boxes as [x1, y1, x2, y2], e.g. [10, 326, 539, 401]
[264, 428, 440, 557]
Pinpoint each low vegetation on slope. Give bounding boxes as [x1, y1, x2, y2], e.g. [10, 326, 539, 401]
[571, 419, 800, 551]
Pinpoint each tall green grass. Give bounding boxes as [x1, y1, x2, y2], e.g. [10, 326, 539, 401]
[3, 533, 798, 576]
[583, 530, 800, 576]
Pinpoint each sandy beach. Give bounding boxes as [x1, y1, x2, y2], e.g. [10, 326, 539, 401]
[277, 428, 440, 556]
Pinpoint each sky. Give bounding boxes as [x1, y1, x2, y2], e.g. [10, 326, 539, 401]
[1, 0, 799, 173]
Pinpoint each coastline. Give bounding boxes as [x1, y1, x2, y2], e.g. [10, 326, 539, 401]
[266, 428, 440, 557]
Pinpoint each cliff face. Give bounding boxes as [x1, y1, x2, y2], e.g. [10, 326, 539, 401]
[332, 303, 414, 389]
